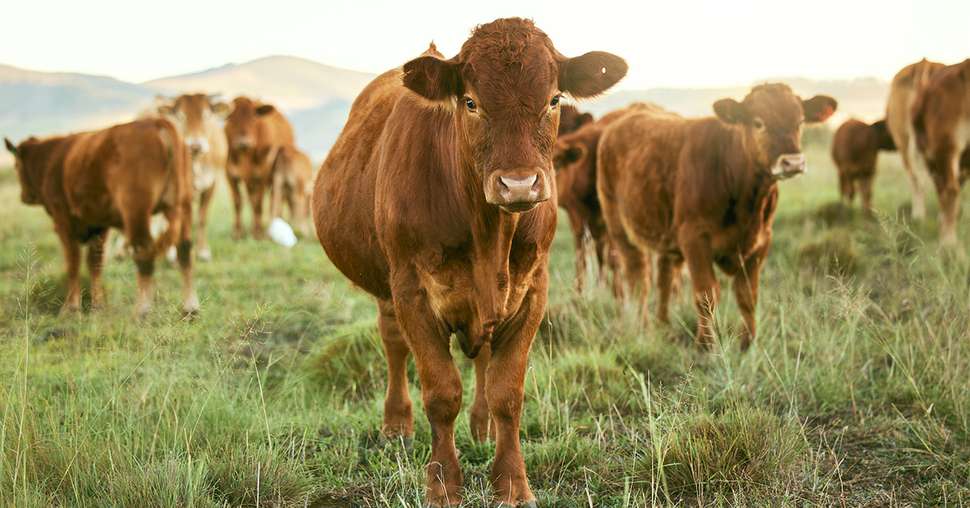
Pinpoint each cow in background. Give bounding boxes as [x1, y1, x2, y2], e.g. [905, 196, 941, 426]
[911, 58, 970, 249]
[269, 145, 314, 236]
[5, 119, 198, 317]
[156, 93, 230, 260]
[224, 97, 295, 239]
[598, 84, 836, 350]
[886, 59, 945, 220]
[831, 118, 896, 212]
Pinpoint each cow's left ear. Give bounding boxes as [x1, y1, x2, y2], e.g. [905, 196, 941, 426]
[802, 95, 838, 123]
[713, 99, 750, 124]
[4, 137, 16, 156]
[559, 51, 627, 98]
[402, 55, 461, 101]
[255, 104, 276, 116]
[577, 113, 594, 127]
[211, 102, 231, 118]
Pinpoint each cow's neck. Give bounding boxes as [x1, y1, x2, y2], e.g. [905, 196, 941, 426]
[726, 126, 776, 222]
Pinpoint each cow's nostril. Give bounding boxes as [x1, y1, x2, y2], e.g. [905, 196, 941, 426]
[499, 175, 538, 189]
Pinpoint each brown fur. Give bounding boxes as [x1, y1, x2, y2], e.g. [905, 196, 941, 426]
[885, 59, 946, 219]
[831, 118, 895, 212]
[598, 84, 836, 351]
[557, 104, 593, 136]
[269, 145, 313, 236]
[312, 18, 625, 507]
[553, 102, 672, 291]
[157, 93, 230, 260]
[223, 96, 295, 239]
[4, 119, 198, 317]
[911, 58, 970, 248]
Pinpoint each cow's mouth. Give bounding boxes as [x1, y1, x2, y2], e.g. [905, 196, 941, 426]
[499, 201, 542, 213]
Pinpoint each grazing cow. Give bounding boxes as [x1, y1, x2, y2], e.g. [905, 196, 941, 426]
[269, 145, 313, 236]
[558, 103, 593, 135]
[224, 96, 295, 239]
[157, 93, 230, 260]
[886, 59, 945, 219]
[911, 58, 970, 248]
[313, 19, 625, 507]
[553, 102, 672, 290]
[4, 119, 198, 317]
[831, 119, 896, 212]
[598, 84, 836, 350]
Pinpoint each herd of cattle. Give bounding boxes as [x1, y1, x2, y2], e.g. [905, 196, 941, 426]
[3, 17, 969, 507]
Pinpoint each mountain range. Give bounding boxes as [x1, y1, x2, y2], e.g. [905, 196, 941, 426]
[1, 56, 891, 166]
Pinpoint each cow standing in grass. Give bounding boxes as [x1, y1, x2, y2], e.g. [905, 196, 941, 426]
[598, 84, 836, 350]
[155, 93, 230, 260]
[269, 145, 314, 237]
[4, 119, 198, 317]
[831, 119, 896, 212]
[313, 19, 625, 507]
[224, 97, 295, 239]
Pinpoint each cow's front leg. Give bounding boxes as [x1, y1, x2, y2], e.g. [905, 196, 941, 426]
[470, 343, 495, 442]
[487, 285, 545, 507]
[56, 226, 82, 314]
[393, 288, 463, 507]
[680, 230, 721, 350]
[196, 184, 216, 261]
[227, 175, 246, 240]
[732, 245, 767, 352]
[246, 179, 267, 240]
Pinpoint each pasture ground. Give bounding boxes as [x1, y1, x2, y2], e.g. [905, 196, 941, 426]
[1, 143, 969, 507]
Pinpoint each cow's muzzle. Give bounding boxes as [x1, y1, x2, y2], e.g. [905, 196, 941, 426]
[187, 137, 210, 157]
[485, 167, 551, 213]
[772, 153, 806, 180]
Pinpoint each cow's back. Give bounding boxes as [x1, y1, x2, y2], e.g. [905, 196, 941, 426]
[313, 69, 408, 299]
[832, 119, 872, 170]
[886, 59, 945, 152]
[259, 111, 295, 148]
[598, 107, 687, 248]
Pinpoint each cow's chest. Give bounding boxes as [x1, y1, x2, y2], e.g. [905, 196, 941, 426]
[710, 187, 777, 260]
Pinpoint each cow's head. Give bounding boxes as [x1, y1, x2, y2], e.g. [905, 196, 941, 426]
[5, 136, 41, 205]
[713, 84, 837, 179]
[158, 93, 229, 159]
[870, 119, 896, 151]
[402, 18, 626, 212]
[558, 104, 595, 136]
[225, 97, 276, 160]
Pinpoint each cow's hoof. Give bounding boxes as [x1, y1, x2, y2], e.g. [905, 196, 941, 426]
[182, 296, 200, 317]
[495, 502, 537, 508]
[197, 248, 212, 262]
[424, 503, 461, 508]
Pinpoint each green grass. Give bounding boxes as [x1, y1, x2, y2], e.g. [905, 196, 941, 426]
[1, 144, 969, 506]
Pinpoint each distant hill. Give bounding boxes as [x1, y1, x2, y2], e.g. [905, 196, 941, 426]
[1, 56, 890, 167]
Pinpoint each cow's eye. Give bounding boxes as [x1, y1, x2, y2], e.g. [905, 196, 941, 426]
[550, 94, 561, 108]
[464, 97, 477, 112]
[752, 118, 765, 130]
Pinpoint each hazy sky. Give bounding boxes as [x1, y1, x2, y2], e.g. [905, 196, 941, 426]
[2, 0, 968, 89]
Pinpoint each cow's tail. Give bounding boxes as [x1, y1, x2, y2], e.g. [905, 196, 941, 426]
[154, 119, 190, 255]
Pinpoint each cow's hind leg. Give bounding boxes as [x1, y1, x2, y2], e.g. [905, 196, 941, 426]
[904, 138, 928, 219]
[656, 252, 684, 326]
[171, 201, 199, 316]
[87, 229, 109, 310]
[227, 175, 246, 240]
[859, 173, 875, 215]
[246, 179, 268, 240]
[55, 226, 82, 314]
[613, 234, 652, 321]
[930, 145, 964, 250]
[377, 300, 414, 439]
[124, 210, 156, 318]
[196, 184, 215, 261]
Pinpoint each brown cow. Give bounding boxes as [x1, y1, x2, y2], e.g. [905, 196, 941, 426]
[269, 145, 313, 236]
[598, 84, 836, 350]
[886, 59, 946, 220]
[553, 102, 673, 291]
[156, 93, 230, 260]
[313, 19, 625, 507]
[4, 119, 198, 317]
[831, 118, 896, 212]
[224, 96, 295, 239]
[558, 103, 593, 136]
[911, 58, 970, 249]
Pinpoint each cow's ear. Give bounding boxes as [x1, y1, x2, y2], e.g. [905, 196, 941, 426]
[577, 113, 594, 127]
[402, 55, 461, 101]
[559, 51, 627, 98]
[4, 137, 16, 156]
[211, 102, 231, 118]
[802, 95, 837, 123]
[713, 99, 750, 125]
[564, 143, 587, 164]
[157, 104, 175, 116]
[255, 104, 276, 116]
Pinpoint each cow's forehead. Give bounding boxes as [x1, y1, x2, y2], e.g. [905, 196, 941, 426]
[462, 43, 558, 109]
[744, 85, 803, 125]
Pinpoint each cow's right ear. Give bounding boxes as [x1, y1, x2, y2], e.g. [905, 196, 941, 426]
[564, 144, 586, 164]
[402, 55, 460, 101]
[255, 104, 276, 116]
[211, 102, 231, 118]
[577, 113, 594, 127]
[713, 99, 750, 125]
[4, 137, 16, 156]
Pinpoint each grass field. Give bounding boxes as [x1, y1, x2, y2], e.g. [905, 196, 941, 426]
[1, 143, 969, 507]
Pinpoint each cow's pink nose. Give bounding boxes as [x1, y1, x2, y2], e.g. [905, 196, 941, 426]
[484, 168, 551, 212]
[772, 153, 806, 179]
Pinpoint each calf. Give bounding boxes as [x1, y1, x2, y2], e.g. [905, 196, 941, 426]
[156, 93, 230, 260]
[224, 96, 295, 239]
[831, 119, 895, 212]
[269, 145, 313, 236]
[313, 19, 625, 507]
[598, 84, 836, 350]
[886, 59, 945, 219]
[553, 102, 672, 291]
[912, 58, 970, 249]
[4, 119, 198, 317]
